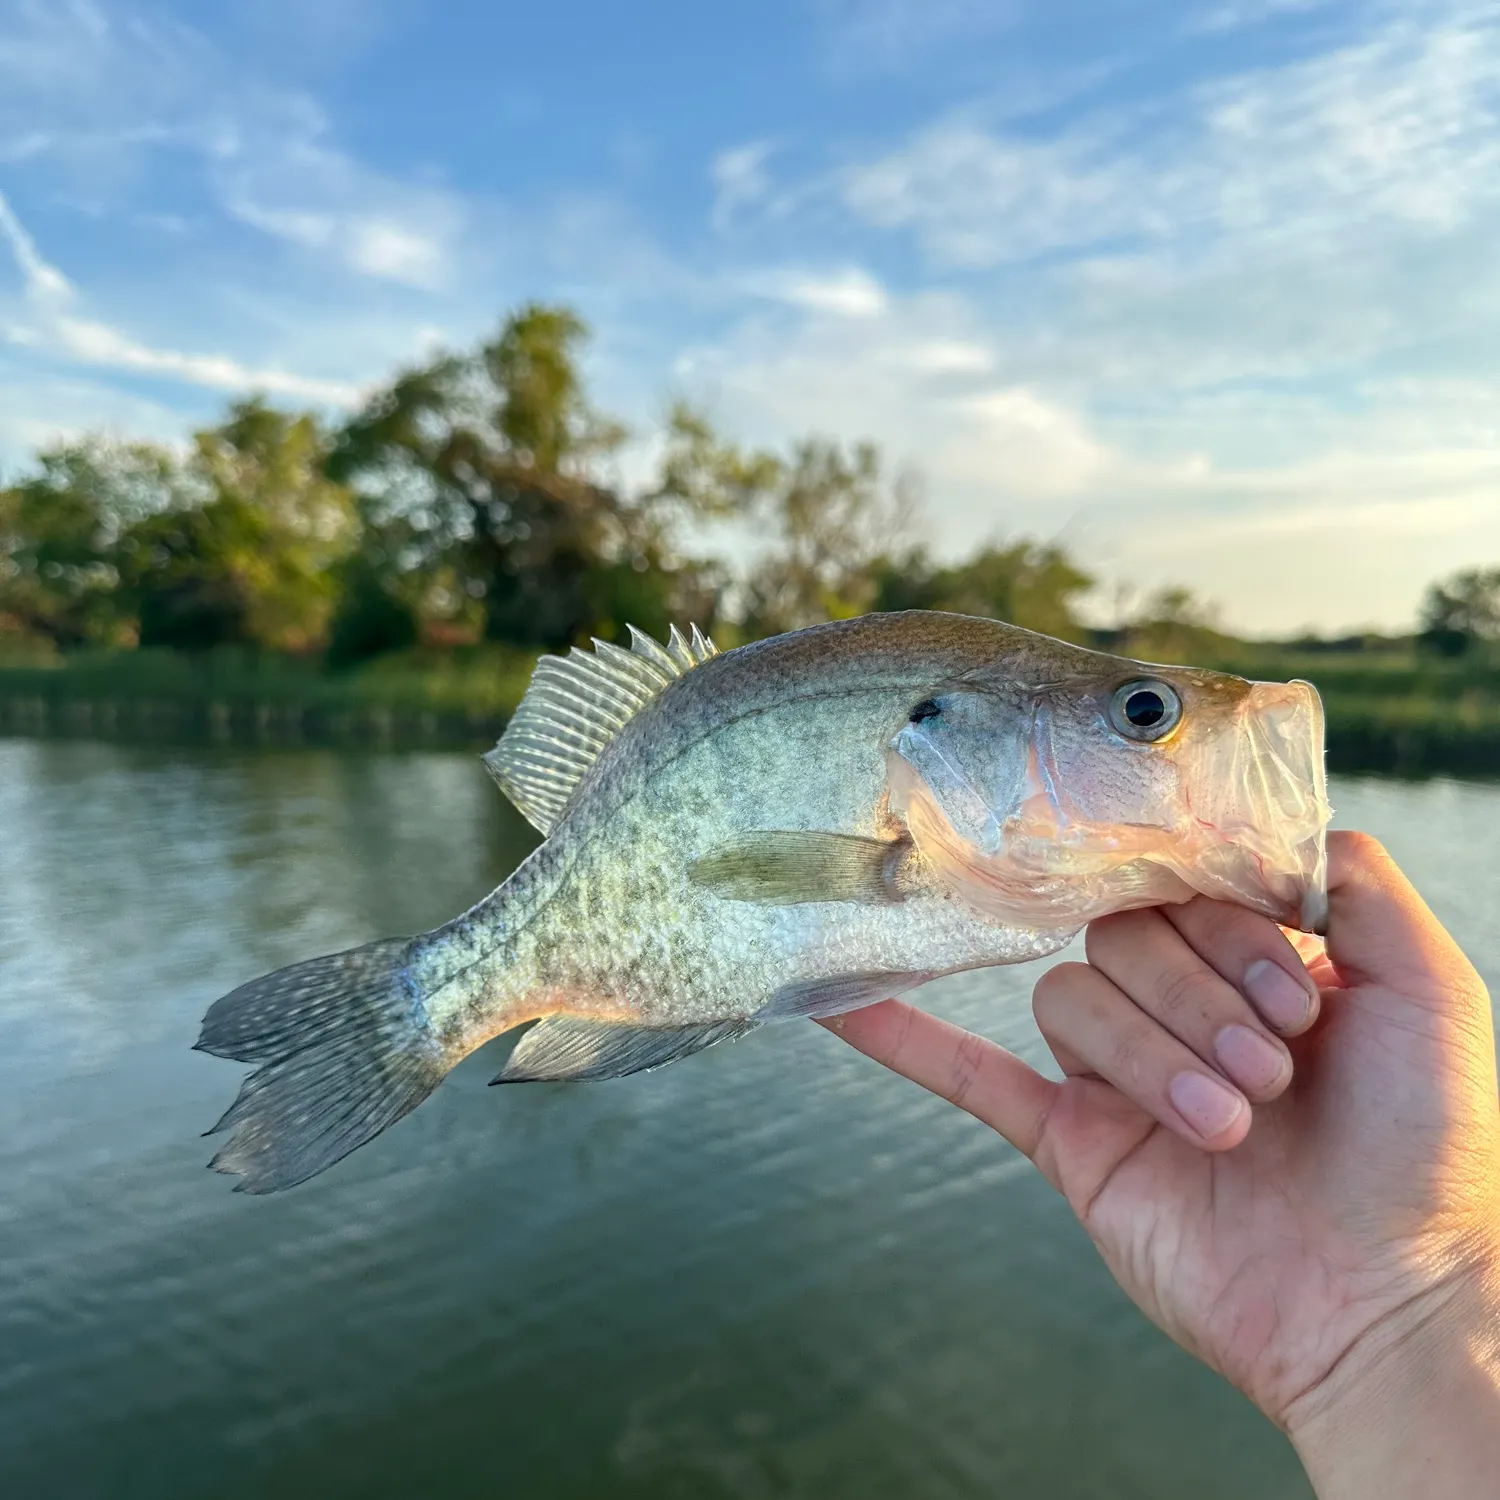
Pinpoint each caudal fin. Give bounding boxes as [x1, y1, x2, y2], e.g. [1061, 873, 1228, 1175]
[195, 937, 447, 1194]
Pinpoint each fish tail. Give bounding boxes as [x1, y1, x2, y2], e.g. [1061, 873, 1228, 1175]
[195, 936, 449, 1194]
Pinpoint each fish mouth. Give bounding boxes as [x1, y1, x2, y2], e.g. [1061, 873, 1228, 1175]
[1157, 677, 1331, 933]
[1247, 678, 1331, 932]
[888, 677, 1331, 934]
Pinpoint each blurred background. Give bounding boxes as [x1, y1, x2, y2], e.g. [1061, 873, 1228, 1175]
[1, 1, 1498, 1497]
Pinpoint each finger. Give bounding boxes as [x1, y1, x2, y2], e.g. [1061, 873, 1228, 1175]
[1041, 1031, 1093, 1078]
[1033, 962, 1252, 1150]
[1085, 910, 1293, 1103]
[1325, 831, 1486, 1012]
[819, 1001, 1058, 1162]
[1281, 927, 1341, 991]
[1160, 897, 1322, 1036]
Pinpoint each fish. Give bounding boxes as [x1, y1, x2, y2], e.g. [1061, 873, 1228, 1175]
[195, 610, 1331, 1193]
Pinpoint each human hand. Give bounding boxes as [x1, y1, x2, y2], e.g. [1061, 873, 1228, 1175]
[823, 831, 1500, 1495]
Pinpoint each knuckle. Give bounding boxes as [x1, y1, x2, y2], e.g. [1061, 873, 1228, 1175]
[1155, 964, 1219, 1022]
[883, 1003, 917, 1070]
[1333, 829, 1390, 869]
[1186, 898, 1250, 948]
[946, 1031, 990, 1109]
[1181, 895, 1281, 957]
[1110, 1027, 1147, 1081]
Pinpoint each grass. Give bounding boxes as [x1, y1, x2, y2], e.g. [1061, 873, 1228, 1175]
[0, 638, 1496, 776]
[1198, 648, 1500, 775]
[0, 645, 535, 749]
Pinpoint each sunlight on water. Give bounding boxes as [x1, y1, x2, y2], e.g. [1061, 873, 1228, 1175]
[1, 742, 1496, 1499]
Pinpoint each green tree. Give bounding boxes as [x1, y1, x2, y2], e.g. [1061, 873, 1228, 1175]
[1419, 569, 1500, 657]
[328, 304, 717, 652]
[1120, 585, 1226, 663]
[655, 407, 917, 635]
[120, 399, 356, 651]
[872, 541, 1094, 641]
[0, 437, 184, 647]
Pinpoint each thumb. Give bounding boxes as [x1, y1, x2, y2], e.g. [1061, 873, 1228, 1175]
[1324, 831, 1487, 1024]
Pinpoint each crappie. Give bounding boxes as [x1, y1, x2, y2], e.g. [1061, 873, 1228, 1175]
[197, 611, 1330, 1192]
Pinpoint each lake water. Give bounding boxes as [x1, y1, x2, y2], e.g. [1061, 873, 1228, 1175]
[2, 741, 1497, 1500]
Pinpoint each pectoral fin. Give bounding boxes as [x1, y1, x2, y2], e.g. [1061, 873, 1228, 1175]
[493, 1016, 755, 1083]
[689, 831, 910, 906]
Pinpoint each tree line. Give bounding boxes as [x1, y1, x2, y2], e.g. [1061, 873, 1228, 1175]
[2, 303, 1495, 665]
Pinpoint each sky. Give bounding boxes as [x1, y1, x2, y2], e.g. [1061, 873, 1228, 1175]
[0, 0, 1497, 637]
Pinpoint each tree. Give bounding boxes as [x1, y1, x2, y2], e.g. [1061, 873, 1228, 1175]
[328, 304, 716, 652]
[120, 399, 356, 652]
[0, 437, 183, 647]
[871, 541, 1094, 641]
[655, 406, 917, 635]
[1119, 585, 1226, 662]
[1419, 569, 1500, 657]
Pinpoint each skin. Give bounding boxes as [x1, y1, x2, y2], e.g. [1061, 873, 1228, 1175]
[822, 831, 1500, 1496]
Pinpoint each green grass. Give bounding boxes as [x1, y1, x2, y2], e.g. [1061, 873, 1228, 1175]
[1, 639, 1497, 776]
[0, 645, 535, 748]
[1201, 649, 1500, 776]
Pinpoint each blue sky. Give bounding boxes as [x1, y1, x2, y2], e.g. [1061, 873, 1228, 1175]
[1, 0, 1497, 634]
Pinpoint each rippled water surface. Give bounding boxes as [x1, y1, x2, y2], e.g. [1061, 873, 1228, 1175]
[2, 741, 1497, 1500]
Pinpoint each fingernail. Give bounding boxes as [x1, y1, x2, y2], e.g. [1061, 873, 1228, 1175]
[1213, 1024, 1289, 1095]
[1243, 958, 1314, 1032]
[1169, 1071, 1245, 1140]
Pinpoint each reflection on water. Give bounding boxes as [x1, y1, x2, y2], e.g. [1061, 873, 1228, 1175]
[2, 742, 1497, 1500]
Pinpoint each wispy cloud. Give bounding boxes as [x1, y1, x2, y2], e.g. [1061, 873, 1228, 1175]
[815, 0, 1018, 73]
[0, 188, 358, 402]
[0, 189, 74, 302]
[0, 0, 465, 291]
[47, 316, 360, 403]
[711, 141, 775, 232]
[739, 265, 890, 318]
[218, 139, 465, 291]
[836, 8, 1500, 270]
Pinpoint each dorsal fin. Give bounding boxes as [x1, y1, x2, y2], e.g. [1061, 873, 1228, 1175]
[484, 623, 719, 834]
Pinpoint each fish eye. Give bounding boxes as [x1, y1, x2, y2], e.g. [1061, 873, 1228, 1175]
[908, 698, 942, 724]
[1108, 680, 1182, 742]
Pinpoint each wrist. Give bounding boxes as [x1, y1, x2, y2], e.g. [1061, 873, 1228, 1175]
[1288, 1246, 1500, 1500]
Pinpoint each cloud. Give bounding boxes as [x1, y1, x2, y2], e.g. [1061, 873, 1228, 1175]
[711, 142, 774, 231]
[0, 366, 208, 464]
[673, 289, 1108, 510]
[0, 188, 358, 404]
[838, 8, 1500, 271]
[815, 0, 1018, 73]
[0, 189, 74, 303]
[49, 316, 359, 403]
[740, 265, 889, 318]
[1189, 0, 1331, 34]
[669, 272, 1500, 633]
[0, 0, 465, 291]
[219, 142, 464, 291]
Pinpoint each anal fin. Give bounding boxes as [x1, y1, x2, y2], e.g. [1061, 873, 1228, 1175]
[494, 1016, 755, 1083]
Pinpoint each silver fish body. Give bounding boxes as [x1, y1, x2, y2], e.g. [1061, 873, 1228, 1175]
[197, 611, 1330, 1192]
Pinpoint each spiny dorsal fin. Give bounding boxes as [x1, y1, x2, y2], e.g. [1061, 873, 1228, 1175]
[484, 623, 719, 834]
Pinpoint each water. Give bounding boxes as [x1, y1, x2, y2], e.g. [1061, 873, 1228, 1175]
[2, 743, 1497, 1500]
